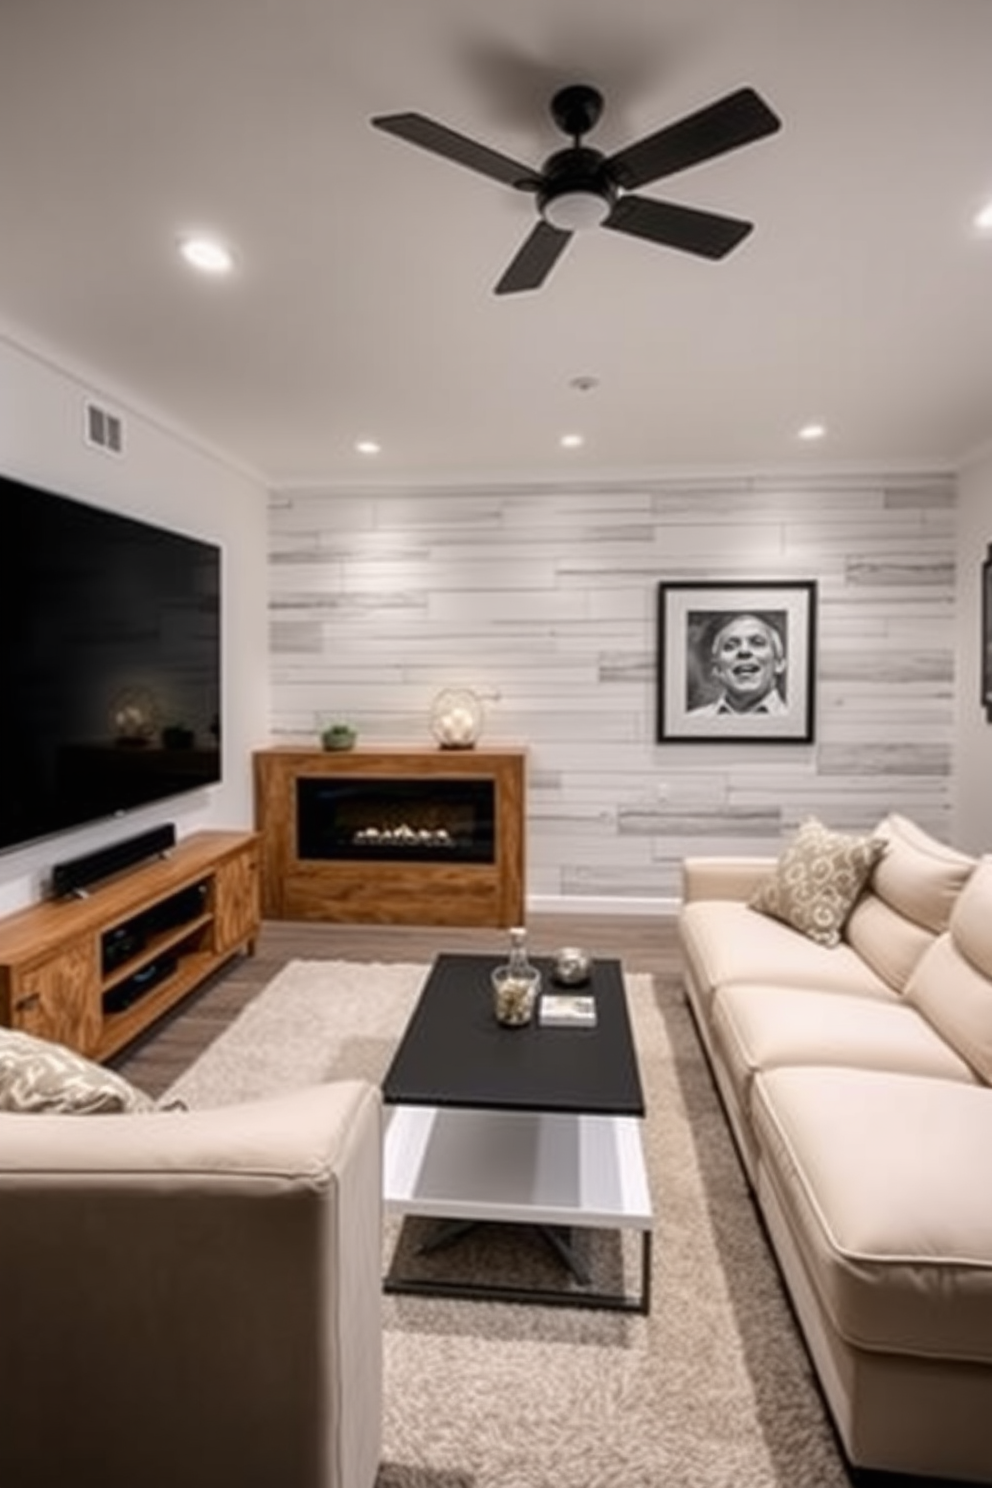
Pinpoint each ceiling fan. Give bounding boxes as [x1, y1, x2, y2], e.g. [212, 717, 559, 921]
[372, 82, 781, 295]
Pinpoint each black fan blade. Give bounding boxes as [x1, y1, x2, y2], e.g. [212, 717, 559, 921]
[371, 112, 538, 190]
[604, 195, 753, 259]
[495, 222, 572, 295]
[607, 87, 781, 191]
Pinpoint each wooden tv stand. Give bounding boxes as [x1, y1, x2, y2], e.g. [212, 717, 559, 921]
[0, 830, 259, 1062]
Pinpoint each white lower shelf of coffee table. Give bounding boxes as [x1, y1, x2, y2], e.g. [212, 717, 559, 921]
[383, 1105, 652, 1230]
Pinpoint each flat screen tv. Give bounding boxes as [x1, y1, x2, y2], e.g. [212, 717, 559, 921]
[0, 470, 222, 854]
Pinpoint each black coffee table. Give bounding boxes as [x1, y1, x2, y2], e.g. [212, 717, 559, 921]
[381, 952, 653, 1312]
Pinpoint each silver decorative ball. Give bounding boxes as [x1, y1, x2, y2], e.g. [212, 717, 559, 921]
[551, 947, 593, 986]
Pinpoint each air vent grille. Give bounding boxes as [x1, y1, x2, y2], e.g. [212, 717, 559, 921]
[84, 399, 125, 455]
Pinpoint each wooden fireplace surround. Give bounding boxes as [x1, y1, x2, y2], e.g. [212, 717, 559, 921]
[253, 746, 525, 928]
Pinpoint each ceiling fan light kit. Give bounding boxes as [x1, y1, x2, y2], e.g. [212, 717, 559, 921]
[372, 81, 781, 294]
[541, 190, 610, 231]
[537, 146, 616, 231]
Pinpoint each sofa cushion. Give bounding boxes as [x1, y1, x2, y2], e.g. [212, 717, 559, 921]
[867, 814, 975, 935]
[749, 817, 885, 948]
[841, 816, 975, 993]
[753, 1066, 992, 1364]
[841, 894, 935, 996]
[713, 985, 977, 1117]
[905, 858, 992, 1080]
[680, 900, 894, 1008]
[0, 1028, 155, 1115]
[949, 856, 992, 980]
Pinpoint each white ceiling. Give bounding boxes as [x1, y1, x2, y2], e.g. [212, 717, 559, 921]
[1, 0, 991, 488]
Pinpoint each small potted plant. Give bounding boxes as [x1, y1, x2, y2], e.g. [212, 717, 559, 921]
[320, 721, 358, 751]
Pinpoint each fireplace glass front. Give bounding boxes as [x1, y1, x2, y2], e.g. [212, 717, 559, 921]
[296, 777, 496, 864]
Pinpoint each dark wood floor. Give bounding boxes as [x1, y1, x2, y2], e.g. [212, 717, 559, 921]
[114, 912, 681, 1099]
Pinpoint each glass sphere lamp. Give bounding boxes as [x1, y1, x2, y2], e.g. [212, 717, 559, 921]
[429, 688, 484, 749]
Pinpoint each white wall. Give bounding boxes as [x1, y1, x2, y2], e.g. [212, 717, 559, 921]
[270, 472, 958, 909]
[953, 447, 992, 853]
[0, 332, 270, 914]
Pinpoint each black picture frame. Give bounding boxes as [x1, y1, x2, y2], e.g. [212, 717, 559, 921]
[657, 580, 817, 743]
[983, 545, 992, 722]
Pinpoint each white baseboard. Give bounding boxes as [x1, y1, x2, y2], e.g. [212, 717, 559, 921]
[526, 895, 680, 918]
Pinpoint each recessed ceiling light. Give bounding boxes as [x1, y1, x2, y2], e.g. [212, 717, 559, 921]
[974, 201, 992, 232]
[560, 432, 585, 449]
[355, 439, 381, 455]
[798, 422, 827, 441]
[178, 235, 235, 274]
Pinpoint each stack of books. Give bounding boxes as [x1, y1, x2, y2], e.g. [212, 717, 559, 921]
[538, 993, 597, 1028]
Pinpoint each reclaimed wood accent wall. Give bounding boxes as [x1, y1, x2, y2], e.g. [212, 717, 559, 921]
[268, 473, 956, 906]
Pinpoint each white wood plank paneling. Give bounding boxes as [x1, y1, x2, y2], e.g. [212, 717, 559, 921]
[269, 473, 958, 907]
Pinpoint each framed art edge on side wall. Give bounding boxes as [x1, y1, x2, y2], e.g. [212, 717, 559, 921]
[657, 580, 817, 744]
[983, 545, 992, 722]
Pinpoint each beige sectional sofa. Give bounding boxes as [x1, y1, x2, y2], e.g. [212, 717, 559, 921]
[679, 813, 992, 1484]
[0, 1078, 383, 1488]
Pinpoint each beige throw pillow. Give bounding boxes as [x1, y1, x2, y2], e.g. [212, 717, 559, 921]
[749, 817, 886, 948]
[0, 1027, 156, 1114]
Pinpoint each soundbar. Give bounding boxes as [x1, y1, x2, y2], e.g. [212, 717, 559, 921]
[51, 823, 177, 899]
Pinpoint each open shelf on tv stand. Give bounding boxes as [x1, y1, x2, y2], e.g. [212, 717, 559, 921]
[0, 830, 260, 1062]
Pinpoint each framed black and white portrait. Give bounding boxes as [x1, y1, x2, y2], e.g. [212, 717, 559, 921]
[657, 580, 817, 743]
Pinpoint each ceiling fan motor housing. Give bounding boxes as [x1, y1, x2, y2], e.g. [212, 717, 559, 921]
[537, 146, 617, 230]
[549, 84, 605, 139]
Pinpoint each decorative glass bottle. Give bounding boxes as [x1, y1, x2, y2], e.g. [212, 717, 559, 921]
[491, 925, 541, 1027]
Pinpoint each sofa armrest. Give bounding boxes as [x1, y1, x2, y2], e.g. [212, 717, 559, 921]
[681, 855, 776, 904]
[0, 1079, 382, 1488]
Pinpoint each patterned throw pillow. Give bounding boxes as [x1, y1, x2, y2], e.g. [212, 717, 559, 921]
[749, 817, 886, 948]
[0, 1027, 156, 1114]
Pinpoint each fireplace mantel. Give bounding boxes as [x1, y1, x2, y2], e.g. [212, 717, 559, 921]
[253, 746, 525, 928]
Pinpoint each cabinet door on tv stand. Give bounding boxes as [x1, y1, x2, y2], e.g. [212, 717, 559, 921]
[11, 936, 101, 1055]
[212, 846, 260, 957]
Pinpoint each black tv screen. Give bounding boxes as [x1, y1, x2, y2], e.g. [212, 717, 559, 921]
[0, 471, 222, 854]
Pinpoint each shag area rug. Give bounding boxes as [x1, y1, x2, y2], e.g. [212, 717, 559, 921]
[164, 960, 851, 1488]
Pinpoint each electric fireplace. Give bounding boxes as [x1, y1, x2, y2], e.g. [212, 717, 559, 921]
[254, 747, 525, 928]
